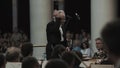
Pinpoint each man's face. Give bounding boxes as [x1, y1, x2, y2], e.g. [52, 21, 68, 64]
[53, 10, 59, 17]
[96, 40, 103, 50]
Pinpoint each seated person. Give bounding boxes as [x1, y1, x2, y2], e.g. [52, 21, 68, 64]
[21, 42, 33, 61]
[0, 53, 6, 68]
[72, 40, 81, 53]
[51, 44, 66, 59]
[80, 42, 91, 57]
[45, 59, 69, 68]
[6, 46, 21, 62]
[93, 38, 107, 59]
[22, 56, 39, 68]
[74, 51, 83, 68]
[61, 51, 83, 68]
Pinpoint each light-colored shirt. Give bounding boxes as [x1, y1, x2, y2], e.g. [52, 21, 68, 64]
[81, 48, 91, 57]
[59, 25, 64, 41]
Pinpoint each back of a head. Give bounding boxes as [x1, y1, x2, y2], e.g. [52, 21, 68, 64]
[61, 51, 75, 66]
[101, 19, 120, 56]
[22, 56, 39, 68]
[21, 42, 33, 57]
[0, 53, 6, 68]
[6, 47, 21, 62]
[45, 59, 69, 68]
[51, 44, 65, 59]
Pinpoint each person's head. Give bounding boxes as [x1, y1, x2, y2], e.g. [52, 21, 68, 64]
[61, 51, 75, 68]
[53, 9, 59, 18]
[51, 44, 66, 59]
[73, 40, 81, 47]
[22, 56, 39, 68]
[95, 37, 103, 50]
[101, 19, 120, 63]
[21, 42, 33, 57]
[81, 42, 89, 49]
[58, 10, 66, 24]
[45, 59, 69, 68]
[75, 33, 80, 39]
[6, 46, 21, 62]
[0, 53, 6, 68]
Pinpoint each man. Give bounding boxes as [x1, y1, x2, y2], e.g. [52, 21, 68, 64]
[101, 19, 120, 68]
[21, 42, 33, 57]
[46, 10, 67, 60]
[45, 59, 69, 68]
[93, 38, 107, 59]
[21, 42, 33, 61]
[6, 46, 21, 62]
[22, 56, 40, 68]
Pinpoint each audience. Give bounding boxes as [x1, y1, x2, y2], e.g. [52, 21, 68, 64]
[22, 56, 40, 68]
[51, 44, 66, 59]
[0, 53, 6, 68]
[21, 42, 33, 61]
[45, 59, 69, 68]
[11, 29, 22, 47]
[73, 51, 83, 68]
[6, 46, 21, 62]
[93, 37, 107, 59]
[72, 40, 81, 53]
[101, 19, 120, 68]
[81, 42, 91, 57]
[65, 31, 73, 49]
[61, 51, 76, 68]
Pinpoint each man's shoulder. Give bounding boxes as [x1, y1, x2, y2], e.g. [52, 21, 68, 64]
[47, 21, 55, 25]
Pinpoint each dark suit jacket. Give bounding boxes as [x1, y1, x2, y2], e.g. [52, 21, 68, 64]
[46, 20, 66, 45]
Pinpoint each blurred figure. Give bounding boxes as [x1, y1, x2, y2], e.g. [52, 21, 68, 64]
[45, 59, 69, 68]
[93, 38, 107, 59]
[46, 10, 67, 60]
[51, 44, 66, 59]
[21, 42, 33, 61]
[65, 31, 73, 49]
[72, 40, 81, 53]
[22, 56, 40, 68]
[0, 53, 6, 68]
[61, 51, 83, 68]
[81, 42, 91, 57]
[101, 19, 120, 68]
[6, 46, 21, 62]
[10, 28, 22, 47]
[61, 51, 75, 68]
[73, 51, 83, 68]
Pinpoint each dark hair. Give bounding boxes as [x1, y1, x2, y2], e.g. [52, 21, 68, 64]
[45, 59, 69, 68]
[101, 19, 120, 56]
[81, 42, 89, 49]
[0, 53, 5, 67]
[61, 51, 75, 66]
[74, 51, 82, 66]
[51, 44, 65, 59]
[21, 42, 33, 57]
[6, 47, 20, 62]
[22, 56, 39, 68]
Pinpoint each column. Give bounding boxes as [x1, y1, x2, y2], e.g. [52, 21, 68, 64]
[12, 0, 18, 31]
[30, 0, 52, 46]
[91, 0, 117, 54]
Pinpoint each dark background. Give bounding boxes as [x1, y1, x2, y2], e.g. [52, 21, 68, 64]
[1, 0, 120, 37]
[64, 0, 91, 34]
